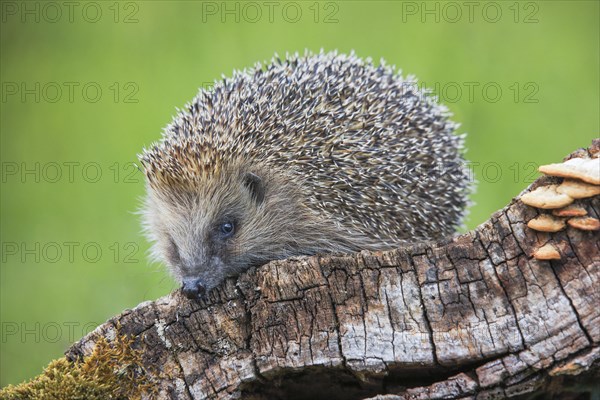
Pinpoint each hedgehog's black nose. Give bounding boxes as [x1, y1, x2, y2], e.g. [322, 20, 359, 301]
[182, 278, 206, 299]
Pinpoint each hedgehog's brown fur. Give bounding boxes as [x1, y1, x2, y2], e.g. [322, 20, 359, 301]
[140, 51, 471, 298]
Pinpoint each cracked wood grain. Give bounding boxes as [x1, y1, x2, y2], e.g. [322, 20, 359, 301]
[66, 143, 600, 399]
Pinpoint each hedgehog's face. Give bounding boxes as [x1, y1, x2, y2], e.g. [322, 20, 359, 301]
[143, 167, 297, 300]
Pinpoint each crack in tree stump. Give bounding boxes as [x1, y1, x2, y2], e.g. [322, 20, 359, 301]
[66, 143, 600, 399]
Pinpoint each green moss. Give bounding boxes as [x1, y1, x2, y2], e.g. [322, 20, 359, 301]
[0, 333, 156, 400]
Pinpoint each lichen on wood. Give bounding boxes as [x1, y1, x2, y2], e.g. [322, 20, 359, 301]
[0, 328, 157, 400]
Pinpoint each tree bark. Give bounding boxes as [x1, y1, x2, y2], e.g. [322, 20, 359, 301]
[66, 143, 600, 400]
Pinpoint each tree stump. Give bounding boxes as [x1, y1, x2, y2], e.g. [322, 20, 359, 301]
[65, 142, 600, 399]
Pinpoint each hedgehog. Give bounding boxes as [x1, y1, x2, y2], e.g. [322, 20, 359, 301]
[139, 51, 471, 299]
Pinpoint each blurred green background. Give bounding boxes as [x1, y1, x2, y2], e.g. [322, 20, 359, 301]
[1, 0, 598, 387]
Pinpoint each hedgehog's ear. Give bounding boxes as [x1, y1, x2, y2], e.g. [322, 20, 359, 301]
[243, 172, 265, 205]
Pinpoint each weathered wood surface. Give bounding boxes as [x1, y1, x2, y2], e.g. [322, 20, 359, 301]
[66, 145, 600, 400]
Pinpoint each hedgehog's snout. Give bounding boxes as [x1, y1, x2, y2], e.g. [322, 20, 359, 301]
[182, 277, 206, 300]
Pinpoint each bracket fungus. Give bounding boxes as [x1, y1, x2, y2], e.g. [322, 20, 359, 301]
[521, 141, 599, 261]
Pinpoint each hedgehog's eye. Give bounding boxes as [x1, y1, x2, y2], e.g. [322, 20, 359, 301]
[219, 221, 235, 238]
